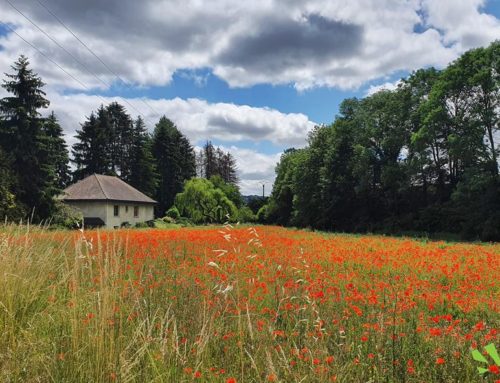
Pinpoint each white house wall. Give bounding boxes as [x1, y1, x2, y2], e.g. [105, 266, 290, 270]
[66, 201, 154, 228]
[105, 203, 154, 228]
[66, 201, 108, 225]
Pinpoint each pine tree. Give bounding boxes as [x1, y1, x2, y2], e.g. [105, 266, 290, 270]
[203, 141, 218, 178]
[0, 146, 22, 220]
[106, 102, 134, 177]
[152, 116, 195, 216]
[72, 109, 111, 179]
[41, 112, 71, 189]
[128, 116, 158, 197]
[199, 141, 238, 185]
[0, 55, 61, 220]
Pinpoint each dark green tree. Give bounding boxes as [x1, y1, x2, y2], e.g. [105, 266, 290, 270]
[0, 55, 62, 220]
[72, 109, 111, 179]
[40, 112, 71, 189]
[152, 116, 195, 216]
[128, 116, 158, 197]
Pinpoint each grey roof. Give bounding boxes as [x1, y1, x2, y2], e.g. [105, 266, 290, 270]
[60, 174, 157, 204]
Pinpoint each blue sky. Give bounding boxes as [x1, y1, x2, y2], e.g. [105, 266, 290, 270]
[1, 0, 499, 194]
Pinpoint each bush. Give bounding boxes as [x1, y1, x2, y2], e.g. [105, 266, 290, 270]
[49, 201, 83, 229]
[176, 217, 194, 227]
[238, 206, 256, 223]
[175, 178, 238, 224]
[162, 216, 176, 224]
[165, 206, 180, 220]
[256, 204, 269, 223]
[135, 222, 148, 228]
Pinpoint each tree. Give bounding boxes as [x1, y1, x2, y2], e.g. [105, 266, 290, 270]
[41, 112, 71, 189]
[152, 116, 195, 215]
[72, 109, 111, 179]
[0, 147, 23, 220]
[198, 141, 239, 185]
[127, 116, 158, 197]
[209, 175, 243, 208]
[0, 55, 62, 220]
[174, 178, 237, 223]
[264, 41, 500, 240]
[106, 102, 134, 177]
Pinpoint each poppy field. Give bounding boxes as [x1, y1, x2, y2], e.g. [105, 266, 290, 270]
[0, 225, 499, 382]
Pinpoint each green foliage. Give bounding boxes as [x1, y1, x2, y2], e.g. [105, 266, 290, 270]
[174, 178, 238, 224]
[0, 55, 68, 221]
[49, 201, 83, 229]
[165, 206, 180, 220]
[238, 205, 256, 223]
[256, 204, 269, 223]
[128, 116, 158, 197]
[0, 149, 24, 221]
[266, 41, 500, 240]
[152, 117, 196, 216]
[72, 104, 159, 199]
[209, 175, 243, 208]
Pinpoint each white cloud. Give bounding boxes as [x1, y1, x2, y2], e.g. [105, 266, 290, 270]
[365, 80, 402, 96]
[221, 146, 281, 195]
[0, 0, 498, 90]
[45, 92, 315, 147]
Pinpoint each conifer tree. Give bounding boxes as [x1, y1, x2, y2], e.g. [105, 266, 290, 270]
[0, 55, 63, 219]
[152, 116, 195, 215]
[41, 112, 71, 189]
[72, 109, 111, 179]
[128, 116, 158, 197]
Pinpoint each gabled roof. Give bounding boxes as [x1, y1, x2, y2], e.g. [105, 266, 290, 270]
[60, 174, 157, 204]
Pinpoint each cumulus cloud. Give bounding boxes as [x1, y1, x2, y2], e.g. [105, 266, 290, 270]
[217, 146, 281, 196]
[365, 80, 402, 96]
[217, 14, 363, 72]
[43, 92, 315, 147]
[0, 0, 498, 90]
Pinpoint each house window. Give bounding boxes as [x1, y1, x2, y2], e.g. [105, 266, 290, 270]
[134, 206, 139, 217]
[114, 205, 119, 217]
[125, 206, 129, 213]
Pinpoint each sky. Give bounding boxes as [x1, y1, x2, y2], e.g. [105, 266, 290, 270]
[0, 0, 499, 195]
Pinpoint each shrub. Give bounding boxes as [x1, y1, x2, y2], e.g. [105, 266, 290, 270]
[238, 206, 256, 223]
[165, 206, 180, 220]
[256, 204, 269, 223]
[49, 201, 83, 229]
[175, 178, 238, 224]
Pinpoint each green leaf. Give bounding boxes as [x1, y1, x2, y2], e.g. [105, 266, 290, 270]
[471, 349, 488, 364]
[485, 343, 500, 366]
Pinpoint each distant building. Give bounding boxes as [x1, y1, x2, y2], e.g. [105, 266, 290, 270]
[59, 174, 156, 228]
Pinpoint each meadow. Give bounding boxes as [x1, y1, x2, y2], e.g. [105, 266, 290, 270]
[0, 225, 498, 382]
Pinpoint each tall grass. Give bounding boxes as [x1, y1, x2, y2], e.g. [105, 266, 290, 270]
[0, 224, 498, 382]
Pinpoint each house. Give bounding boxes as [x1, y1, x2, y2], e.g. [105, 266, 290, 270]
[59, 174, 156, 228]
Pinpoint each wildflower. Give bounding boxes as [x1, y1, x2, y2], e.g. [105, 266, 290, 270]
[325, 356, 334, 364]
[436, 357, 445, 365]
[226, 378, 237, 383]
[489, 365, 500, 375]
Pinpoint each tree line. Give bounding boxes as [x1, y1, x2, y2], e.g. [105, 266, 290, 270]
[262, 41, 500, 241]
[0, 55, 239, 222]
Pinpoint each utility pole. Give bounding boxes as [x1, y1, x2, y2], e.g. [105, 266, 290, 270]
[262, 183, 265, 199]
